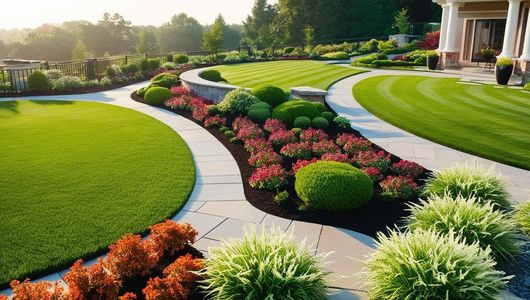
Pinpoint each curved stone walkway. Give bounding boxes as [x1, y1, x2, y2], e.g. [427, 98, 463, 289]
[0, 82, 373, 299]
[327, 69, 530, 205]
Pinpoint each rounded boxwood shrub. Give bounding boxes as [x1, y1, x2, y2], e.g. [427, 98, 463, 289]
[271, 100, 320, 125]
[251, 84, 288, 107]
[405, 194, 522, 262]
[249, 102, 271, 111]
[312, 102, 327, 113]
[320, 111, 334, 121]
[27, 70, 49, 92]
[293, 116, 311, 129]
[218, 88, 260, 115]
[174, 54, 189, 64]
[201, 227, 329, 300]
[200, 69, 222, 82]
[139, 60, 149, 71]
[151, 73, 179, 88]
[148, 58, 161, 70]
[151, 72, 171, 82]
[144, 86, 172, 105]
[295, 161, 373, 211]
[311, 117, 329, 129]
[136, 86, 148, 97]
[365, 229, 509, 300]
[423, 162, 510, 210]
[247, 108, 271, 123]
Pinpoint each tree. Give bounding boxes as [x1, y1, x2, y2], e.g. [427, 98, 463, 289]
[243, 0, 280, 49]
[394, 8, 411, 34]
[223, 24, 243, 49]
[71, 40, 90, 60]
[159, 13, 203, 52]
[202, 15, 225, 54]
[304, 25, 314, 51]
[135, 29, 159, 54]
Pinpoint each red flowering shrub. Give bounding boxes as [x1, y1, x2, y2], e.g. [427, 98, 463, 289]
[336, 133, 356, 147]
[380, 175, 418, 200]
[64, 259, 121, 300]
[299, 128, 328, 143]
[292, 158, 319, 175]
[263, 119, 286, 133]
[165, 95, 192, 110]
[142, 276, 186, 300]
[243, 138, 271, 154]
[171, 86, 191, 97]
[188, 98, 209, 121]
[10, 279, 65, 300]
[280, 142, 313, 159]
[343, 137, 372, 155]
[418, 31, 440, 50]
[163, 254, 204, 289]
[248, 149, 283, 167]
[105, 234, 160, 279]
[362, 167, 383, 182]
[236, 124, 264, 141]
[232, 116, 255, 132]
[203, 116, 227, 128]
[249, 164, 289, 190]
[390, 160, 424, 179]
[119, 292, 138, 300]
[353, 150, 391, 172]
[268, 129, 297, 146]
[149, 221, 198, 257]
[321, 152, 350, 163]
[312, 140, 340, 157]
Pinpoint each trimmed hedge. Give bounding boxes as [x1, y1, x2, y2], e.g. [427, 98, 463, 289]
[200, 69, 222, 82]
[372, 60, 419, 67]
[144, 86, 173, 105]
[218, 88, 260, 114]
[295, 161, 373, 211]
[352, 53, 388, 65]
[247, 108, 272, 123]
[27, 71, 49, 92]
[271, 100, 321, 125]
[251, 84, 288, 107]
[249, 102, 271, 111]
[321, 51, 349, 60]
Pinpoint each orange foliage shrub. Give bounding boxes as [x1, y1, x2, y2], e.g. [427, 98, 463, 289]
[142, 277, 187, 300]
[105, 234, 160, 279]
[10, 279, 65, 300]
[118, 292, 137, 300]
[149, 221, 198, 256]
[63, 259, 121, 300]
[163, 254, 204, 290]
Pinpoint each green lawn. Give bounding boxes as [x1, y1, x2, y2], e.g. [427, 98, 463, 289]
[353, 75, 530, 170]
[211, 60, 365, 91]
[0, 100, 195, 287]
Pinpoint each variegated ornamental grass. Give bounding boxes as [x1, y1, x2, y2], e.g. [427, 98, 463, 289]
[201, 227, 329, 300]
[515, 201, 530, 236]
[365, 229, 510, 300]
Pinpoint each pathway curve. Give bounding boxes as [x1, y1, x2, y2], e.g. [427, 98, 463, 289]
[0, 83, 373, 299]
[327, 69, 530, 205]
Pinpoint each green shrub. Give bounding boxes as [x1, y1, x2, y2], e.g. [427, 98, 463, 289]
[200, 69, 222, 82]
[423, 162, 510, 210]
[311, 102, 327, 112]
[166, 54, 173, 62]
[229, 136, 240, 143]
[144, 86, 172, 104]
[201, 227, 329, 300]
[311, 117, 329, 129]
[515, 201, 530, 236]
[320, 111, 334, 121]
[136, 86, 148, 97]
[247, 108, 271, 123]
[425, 50, 439, 57]
[333, 116, 350, 129]
[406, 194, 522, 262]
[105, 65, 121, 78]
[274, 191, 290, 205]
[352, 53, 388, 65]
[284, 46, 295, 54]
[293, 116, 311, 129]
[27, 70, 49, 92]
[251, 84, 288, 107]
[225, 130, 235, 138]
[161, 62, 177, 70]
[249, 102, 271, 111]
[44, 69, 63, 81]
[151, 72, 170, 82]
[524, 82, 530, 90]
[139, 60, 149, 71]
[52, 76, 83, 91]
[208, 104, 221, 116]
[174, 54, 189, 64]
[151, 73, 179, 88]
[99, 77, 112, 86]
[148, 58, 161, 70]
[295, 161, 373, 211]
[365, 229, 509, 300]
[372, 60, 418, 67]
[496, 57, 513, 67]
[218, 88, 260, 114]
[321, 51, 349, 60]
[271, 100, 321, 125]
[359, 39, 379, 53]
[291, 127, 302, 136]
[121, 64, 139, 74]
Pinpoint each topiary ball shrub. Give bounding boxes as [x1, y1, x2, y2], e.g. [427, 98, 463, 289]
[27, 70, 50, 92]
[293, 116, 311, 129]
[515, 201, 530, 236]
[271, 100, 320, 125]
[148, 59, 161, 70]
[295, 161, 373, 211]
[201, 227, 329, 300]
[249, 102, 271, 111]
[311, 102, 327, 113]
[365, 229, 509, 300]
[247, 108, 271, 123]
[311, 117, 329, 129]
[144, 86, 173, 105]
[321, 111, 334, 121]
[136, 86, 148, 97]
[199, 69, 222, 82]
[218, 88, 260, 115]
[174, 54, 189, 64]
[423, 162, 510, 210]
[151, 72, 171, 82]
[405, 194, 522, 262]
[251, 84, 288, 107]
[151, 73, 179, 88]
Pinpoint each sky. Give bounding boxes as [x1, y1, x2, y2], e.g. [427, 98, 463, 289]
[0, 0, 277, 29]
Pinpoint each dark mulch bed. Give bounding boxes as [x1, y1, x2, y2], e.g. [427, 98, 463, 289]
[131, 92, 431, 238]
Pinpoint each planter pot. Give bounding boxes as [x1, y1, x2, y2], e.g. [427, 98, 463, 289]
[427, 56, 439, 70]
[496, 65, 513, 85]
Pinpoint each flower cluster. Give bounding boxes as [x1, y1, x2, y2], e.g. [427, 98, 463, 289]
[280, 142, 313, 159]
[299, 128, 328, 143]
[249, 164, 289, 190]
[248, 149, 283, 167]
[243, 138, 270, 154]
[362, 167, 383, 182]
[204, 116, 227, 128]
[336, 133, 357, 146]
[311, 140, 340, 157]
[149, 221, 198, 257]
[189, 98, 209, 121]
[236, 123, 264, 141]
[292, 158, 319, 175]
[321, 152, 350, 163]
[263, 119, 286, 133]
[232, 116, 255, 132]
[171, 85, 191, 97]
[165, 96, 190, 110]
[353, 150, 391, 172]
[343, 137, 372, 155]
[380, 175, 418, 200]
[391, 160, 424, 179]
[268, 129, 297, 146]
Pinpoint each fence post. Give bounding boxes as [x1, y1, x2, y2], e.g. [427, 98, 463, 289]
[145, 53, 148, 60]
[124, 55, 128, 65]
[86, 58, 96, 80]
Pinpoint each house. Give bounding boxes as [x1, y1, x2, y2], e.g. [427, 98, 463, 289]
[433, 0, 530, 72]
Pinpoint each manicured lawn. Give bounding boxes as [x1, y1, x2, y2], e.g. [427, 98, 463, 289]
[211, 60, 365, 91]
[353, 75, 530, 170]
[0, 100, 195, 286]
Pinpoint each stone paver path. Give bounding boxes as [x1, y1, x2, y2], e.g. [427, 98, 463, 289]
[0, 83, 372, 299]
[327, 69, 530, 205]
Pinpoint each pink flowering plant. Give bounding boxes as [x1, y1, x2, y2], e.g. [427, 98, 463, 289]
[263, 119, 286, 133]
[170, 86, 191, 97]
[353, 150, 391, 172]
[299, 128, 329, 143]
[203, 116, 227, 128]
[248, 150, 283, 168]
[232, 117, 255, 132]
[243, 138, 271, 154]
[249, 164, 289, 190]
[362, 167, 383, 182]
[390, 160, 424, 179]
[191, 104, 208, 121]
[311, 140, 340, 157]
[165, 95, 192, 110]
[336, 133, 356, 147]
[291, 158, 319, 175]
[321, 152, 350, 163]
[268, 129, 297, 146]
[280, 142, 313, 159]
[379, 175, 418, 200]
[343, 137, 372, 155]
[236, 124, 264, 141]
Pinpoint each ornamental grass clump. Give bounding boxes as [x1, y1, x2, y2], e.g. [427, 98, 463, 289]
[514, 201, 530, 236]
[423, 161, 511, 210]
[201, 227, 329, 300]
[365, 229, 510, 300]
[405, 194, 522, 262]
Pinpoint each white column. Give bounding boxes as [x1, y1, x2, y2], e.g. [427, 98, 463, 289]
[437, 4, 450, 52]
[444, 1, 463, 52]
[499, 0, 523, 58]
[519, 11, 530, 60]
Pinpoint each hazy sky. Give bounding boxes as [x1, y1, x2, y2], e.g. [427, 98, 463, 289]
[0, 0, 277, 29]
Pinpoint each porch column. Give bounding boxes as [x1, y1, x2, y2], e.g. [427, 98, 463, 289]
[499, 0, 523, 58]
[443, 1, 462, 52]
[519, 11, 530, 61]
[437, 4, 450, 52]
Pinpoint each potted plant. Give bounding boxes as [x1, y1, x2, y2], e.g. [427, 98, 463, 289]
[426, 50, 439, 70]
[495, 57, 514, 85]
[480, 48, 497, 70]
